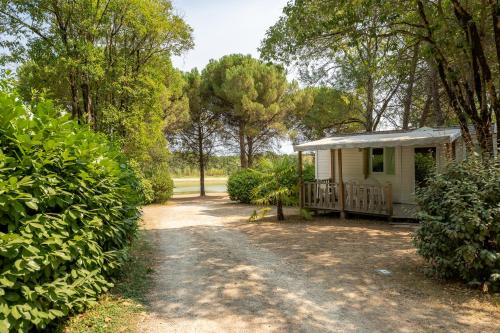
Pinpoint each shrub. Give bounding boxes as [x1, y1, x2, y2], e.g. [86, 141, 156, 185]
[148, 165, 174, 203]
[413, 158, 500, 290]
[227, 156, 315, 205]
[129, 160, 154, 204]
[0, 87, 142, 332]
[227, 169, 262, 204]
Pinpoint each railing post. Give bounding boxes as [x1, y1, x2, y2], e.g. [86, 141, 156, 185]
[386, 183, 393, 218]
[338, 149, 345, 218]
[298, 151, 304, 210]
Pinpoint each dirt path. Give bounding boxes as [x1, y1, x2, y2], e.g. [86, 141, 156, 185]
[139, 196, 500, 333]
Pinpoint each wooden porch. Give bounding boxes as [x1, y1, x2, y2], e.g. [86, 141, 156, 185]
[302, 179, 393, 217]
[297, 149, 417, 219]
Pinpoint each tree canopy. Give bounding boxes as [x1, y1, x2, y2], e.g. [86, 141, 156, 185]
[202, 54, 291, 167]
[261, 0, 499, 155]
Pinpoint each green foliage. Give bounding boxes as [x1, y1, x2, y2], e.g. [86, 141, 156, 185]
[414, 152, 436, 188]
[2, 0, 193, 199]
[227, 155, 314, 211]
[129, 160, 154, 204]
[251, 156, 300, 220]
[260, 0, 405, 131]
[202, 54, 292, 167]
[149, 165, 174, 203]
[289, 87, 364, 141]
[227, 169, 262, 204]
[413, 159, 500, 290]
[0, 87, 142, 332]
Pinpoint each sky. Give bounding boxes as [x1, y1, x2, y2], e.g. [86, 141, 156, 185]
[171, 0, 288, 71]
[171, 0, 294, 154]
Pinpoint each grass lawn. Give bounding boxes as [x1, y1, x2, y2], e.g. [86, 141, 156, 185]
[57, 232, 154, 333]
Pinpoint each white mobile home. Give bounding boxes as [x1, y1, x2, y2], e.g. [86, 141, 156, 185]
[294, 127, 496, 219]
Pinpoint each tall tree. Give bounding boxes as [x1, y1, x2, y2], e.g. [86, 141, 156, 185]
[0, 0, 193, 199]
[169, 69, 222, 196]
[409, 0, 499, 155]
[202, 54, 290, 168]
[260, 0, 406, 132]
[289, 86, 364, 142]
[0, 0, 192, 132]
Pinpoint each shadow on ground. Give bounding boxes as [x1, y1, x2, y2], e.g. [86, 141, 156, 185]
[139, 196, 500, 333]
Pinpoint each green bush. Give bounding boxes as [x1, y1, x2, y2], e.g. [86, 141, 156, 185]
[227, 169, 262, 204]
[0, 87, 142, 332]
[129, 160, 154, 204]
[149, 165, 174, 203]
[413, 158, 500, 290]
[227, 156, 314, 204]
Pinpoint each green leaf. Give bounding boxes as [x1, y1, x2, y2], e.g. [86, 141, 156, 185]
[25, 201, 38, 211]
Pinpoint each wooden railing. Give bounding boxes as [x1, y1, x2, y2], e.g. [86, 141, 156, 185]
[344, 182, 392, 216]
[302, 180, 393, 216]
[303, 179, 340, 210]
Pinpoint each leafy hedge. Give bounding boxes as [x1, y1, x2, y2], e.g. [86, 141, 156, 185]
[414, 158, 500, 290]
[227, 169, 262, 204]
[0, 86, 142, 332]
[227, 157, 314, 204]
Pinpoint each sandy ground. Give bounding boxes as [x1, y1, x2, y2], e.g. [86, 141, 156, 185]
[139, 195, 500, 333]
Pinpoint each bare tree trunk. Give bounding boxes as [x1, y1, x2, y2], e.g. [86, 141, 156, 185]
[238, 121, 248, 168]
[419, 94, 432, 127]
[403, 43, 420, 130]
[198, 125, 206, 197]
[277, 199, 284, 221]
[365, 74, 375, 132]
[430, 64, 443, 126]
[81, 79, 94, 127]
[68, 72, 81, 121]
[246, 136, 254, 168]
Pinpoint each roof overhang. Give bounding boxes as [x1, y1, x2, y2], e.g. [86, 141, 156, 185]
[293, 128, 462, 152]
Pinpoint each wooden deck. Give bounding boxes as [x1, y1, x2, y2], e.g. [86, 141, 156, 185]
[301, 180, 418, 219]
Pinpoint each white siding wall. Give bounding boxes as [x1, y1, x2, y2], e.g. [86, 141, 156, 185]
[313, 132, 497, 205]
[315, 147, 418, 204]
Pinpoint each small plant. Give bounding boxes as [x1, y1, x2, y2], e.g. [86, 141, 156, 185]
[413, 158, 500, 291]
[251, 156, 300, 221]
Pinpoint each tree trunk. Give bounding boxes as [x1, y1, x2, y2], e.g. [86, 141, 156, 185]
[69, 72, 81, 121]
[198, 125, 206, 197]
[429, 63, 443, 126]
[365, 74, 375, 132]
[238, 121, 248, 168]
[403, 43, 420, 130]
[81, 79, 94, 127]
[419, 94, 432, 127]
[246, 136, 254, 168]
[277, 199, 284, 221]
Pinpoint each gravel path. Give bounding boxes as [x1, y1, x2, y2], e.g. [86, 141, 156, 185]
[139, 195, 500, 333]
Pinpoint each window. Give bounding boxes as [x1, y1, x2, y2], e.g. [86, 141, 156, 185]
[371, 148, 384, 172]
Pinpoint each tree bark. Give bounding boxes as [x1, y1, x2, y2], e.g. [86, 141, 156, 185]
[429, 63, 443, 126]
[238, 121, 248, 168]
[81, 79, 94, 127]
[365, 74, 375, 132]
[246, 136, 254, 168]
[403, 43, 420, 130]
[69, 72, 81, 121]
[277, 199, 284, 221]
[198, 125, 206, 197]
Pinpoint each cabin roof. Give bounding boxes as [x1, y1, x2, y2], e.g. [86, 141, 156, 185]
[293, 127, 462, 151]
